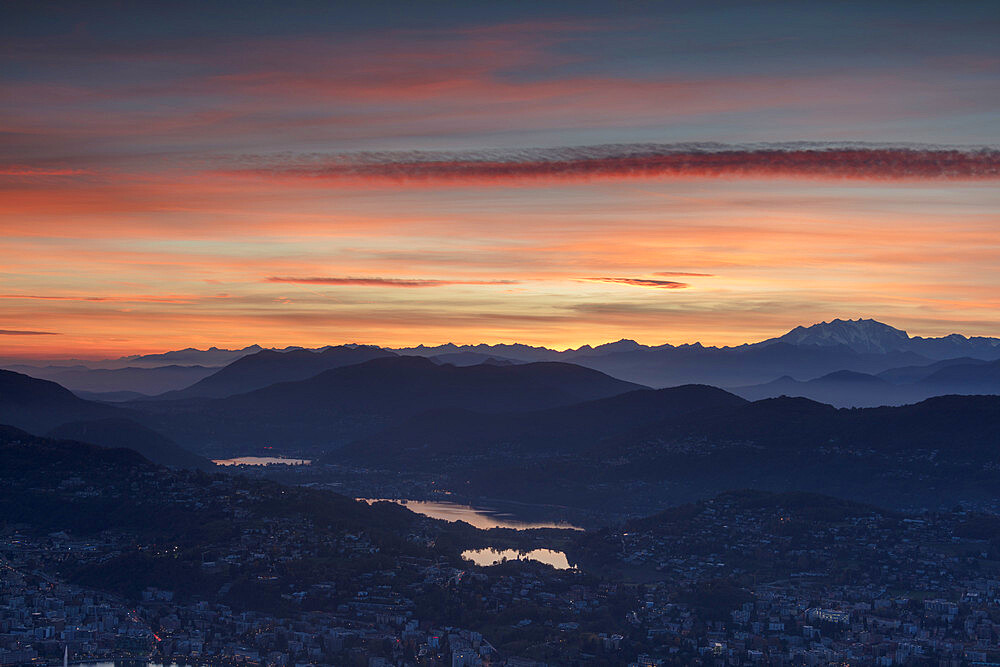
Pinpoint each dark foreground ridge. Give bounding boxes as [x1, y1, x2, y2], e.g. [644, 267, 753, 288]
[341, 386, 1000, 513]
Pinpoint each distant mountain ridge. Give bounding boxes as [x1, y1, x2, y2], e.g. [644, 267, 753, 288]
[156, 345, 396, 399]
[126, 355, 646, 454]
[393, 319, 1000, 362]
[758, 318, 1000, 358]
[7, 318, 1000, 396]
[7, 318, 1000, 370]
[6, 363, 215, 395]
[763, 318, 912, 354]
[731, 356, 1000, 407]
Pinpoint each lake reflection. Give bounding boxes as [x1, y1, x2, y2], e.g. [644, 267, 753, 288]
[213, 456, 311, 466]
[462, 548, 575, 570]
[359, 498, 583, 531]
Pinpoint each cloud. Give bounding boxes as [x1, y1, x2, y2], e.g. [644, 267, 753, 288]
[233, 143, 1000, 186]
[266, 276, 520, 288]
[654, 271, 715, 277]
[0, 166, 92, 177]
[0, 329, 59, 335]
[587, 277, 690, 289]
[0, 294, 230, 304]
[0, 294, 112, 302]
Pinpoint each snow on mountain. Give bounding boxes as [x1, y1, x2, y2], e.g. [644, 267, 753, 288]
[761, 318, 1000, 360]
[768, 318, 912, 354]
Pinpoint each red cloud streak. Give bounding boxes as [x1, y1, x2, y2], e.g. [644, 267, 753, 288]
[244, 146, 1000, 185]
[590, 278, 690, 289]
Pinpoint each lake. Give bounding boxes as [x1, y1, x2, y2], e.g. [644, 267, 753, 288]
[462, 548, 576, 570]
[213, 456, 311, 466]
[358, 498, 583, 531]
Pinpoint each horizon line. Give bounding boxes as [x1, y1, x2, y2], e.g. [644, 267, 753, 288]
[3, 317, 997, 362]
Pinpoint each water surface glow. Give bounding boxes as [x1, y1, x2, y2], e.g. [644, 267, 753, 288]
[359, 498, 583, 531]
[462, 548, 575, 570]
[213, 456, 311, 466]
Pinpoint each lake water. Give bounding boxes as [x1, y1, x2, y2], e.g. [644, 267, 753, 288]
[462, 548, 575, 570]
[358, 498, 583, 531]
[213, 456, 311, 466]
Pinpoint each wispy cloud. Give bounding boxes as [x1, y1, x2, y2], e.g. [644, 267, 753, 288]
[587, 277, 690, 289]
[266, 276, 520, 288]
[0, 329, 60, 336]
[233, 143, 1000, 186]
[0, 166, 92, 177]
[0, 294, 230, 304]
[654, 271, 715, 277]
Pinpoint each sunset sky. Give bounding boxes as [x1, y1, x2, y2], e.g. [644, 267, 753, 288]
[3, 1, 999, 357]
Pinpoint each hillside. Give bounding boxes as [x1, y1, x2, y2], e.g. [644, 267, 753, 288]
[0, 370, 211, 470]
[347, 390, 1000, 514]
[342, 384, 746, 464]
[129, 356, 645, 455]
[48, 418, 215, 471]
[157, 345, 396, 399]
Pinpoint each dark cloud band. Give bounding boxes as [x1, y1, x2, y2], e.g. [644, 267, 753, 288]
[240, 143, 1000, 184]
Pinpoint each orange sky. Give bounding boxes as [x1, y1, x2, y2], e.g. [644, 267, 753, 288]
[2, 3, 999, 358]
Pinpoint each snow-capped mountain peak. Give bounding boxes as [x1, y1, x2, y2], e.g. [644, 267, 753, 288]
[770, 318, 911, 354]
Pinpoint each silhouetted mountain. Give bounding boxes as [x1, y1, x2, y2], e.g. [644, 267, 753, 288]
[758, 318, 1000, 360]
[48, 419, 214, 471]
[390, 319, 1000, 388]
[129, 356, 645, 454]
[120, 344, 264, 368]
[568, 339, 646, 358]
[0, 423, 152, 473]
[732, 358, 1000, 407]
[394, 342, 560, 362]
[75, 390, 151, 402]
[0, 369, 120, 433]
[0, 370, 209, 470]
[563, 341, 928, 388]
[761, 318, 912, 354]
[11, 317, 995, 390]
[908, 334, 1000, 361]
[342, 384, 746, 464]
[9, 364, 215, 395]
[916, 358, 1000, 395]
[347, 387, 1000, 513]
[157, 345, 396, 399]
[429, 352, 522, 366]
[876, 357, 988, 384]
[731, 370, 898, 408]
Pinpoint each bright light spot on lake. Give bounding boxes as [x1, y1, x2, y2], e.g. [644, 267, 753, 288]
[462, 548, 576, 570]
[358, 498, 583, 531]
[213, 456, 311, 466]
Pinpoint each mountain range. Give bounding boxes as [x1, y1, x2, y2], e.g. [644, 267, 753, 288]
[3, 363, 216, 397]
[8, 318, 1000, 401]
[127, 356, 644, 454]
[155, 345, 396, 399]
[348, 384, 1000, 513]
[3, 325, 1000, 514]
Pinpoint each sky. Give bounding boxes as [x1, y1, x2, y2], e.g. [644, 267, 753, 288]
[2, 1, 999, 357]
